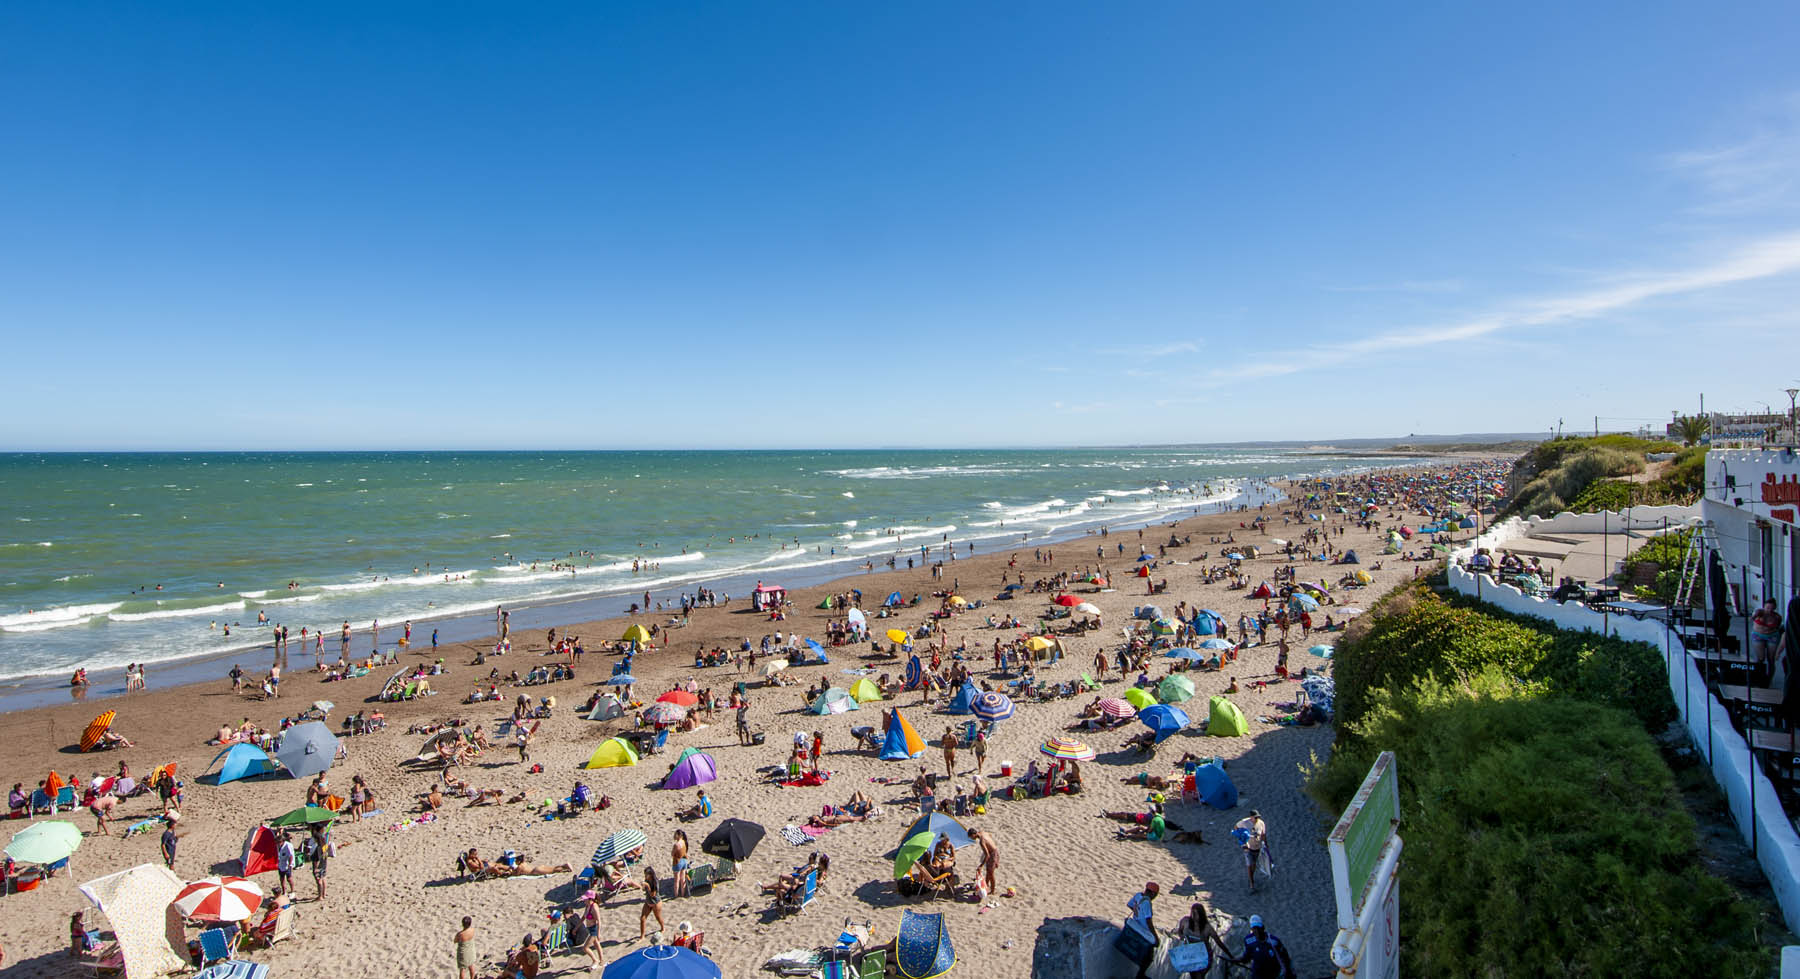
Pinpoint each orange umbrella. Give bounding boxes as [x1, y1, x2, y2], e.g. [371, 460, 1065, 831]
[44, 771, 66, 794]
[79, 710, 117, 752]
[656, 690, 699, 707]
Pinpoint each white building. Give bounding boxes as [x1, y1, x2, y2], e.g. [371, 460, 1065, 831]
[1703, 447, 1800, 611]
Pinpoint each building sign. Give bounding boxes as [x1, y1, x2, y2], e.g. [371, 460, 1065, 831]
[1765, 473, 1800, 506]
[1328, 751, 1400, 925]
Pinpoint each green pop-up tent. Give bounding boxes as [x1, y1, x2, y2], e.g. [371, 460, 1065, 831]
[1207, 695, 1248, 737]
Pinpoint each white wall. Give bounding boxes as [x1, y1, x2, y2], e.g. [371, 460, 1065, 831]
[1509, 502, 1700, 537]
[1449, 521, 1800, 936]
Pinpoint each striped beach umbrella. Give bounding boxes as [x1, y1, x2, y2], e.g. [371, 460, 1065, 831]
[971, 691, 1014, 723]
[1039, 737, 1095, 762]
[173, 876, 264, 922]
[1097, 697, 1136, 720]
[641, 702, 687, 725]
[591, 828, 649, 867]
[79, 711, 117, 752]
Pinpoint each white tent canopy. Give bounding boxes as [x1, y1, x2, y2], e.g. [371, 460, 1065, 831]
[79, 863, 189, 978]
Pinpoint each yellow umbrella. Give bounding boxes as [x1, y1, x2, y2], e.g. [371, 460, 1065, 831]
[947, 596, 968, 606]
[1354, 570, 1373, 585]
[1123, 687, 1157, 710]
[621, 624, 652, 644]
[1024, 636, 1054, 652]
[886, 629, 913, 645]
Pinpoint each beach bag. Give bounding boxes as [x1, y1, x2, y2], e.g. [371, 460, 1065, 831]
[597, 795, 612, 811]
[1113, 918, 1157, 966]
[1168, 941, 1211, 972]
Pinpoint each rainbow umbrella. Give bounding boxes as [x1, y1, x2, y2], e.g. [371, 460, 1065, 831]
[971, 691, 1013, 723]
[173, 876, 264, 922]
[79, 710, 117, 752]
[642, 702, 687, 725]
[1039, 737, 1095, 762]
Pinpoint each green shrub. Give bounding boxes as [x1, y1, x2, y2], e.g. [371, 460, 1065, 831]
[1508, 445, 1647, 518]
[1331, 580, 1674, 731]
[1568, 477, 1635, 512]
[1623, 529, 1693, 603]
[1307, 672, 1770, 978]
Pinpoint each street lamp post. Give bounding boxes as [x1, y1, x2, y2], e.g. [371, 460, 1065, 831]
[1786, 388, 1798, 445]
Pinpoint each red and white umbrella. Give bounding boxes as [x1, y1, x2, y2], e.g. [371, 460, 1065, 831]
[1097, 698, 1136, 720]
[173, 876, 264, 922]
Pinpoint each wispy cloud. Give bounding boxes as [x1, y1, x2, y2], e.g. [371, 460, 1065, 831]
[1100, 339, 1203, 358]
[1663, 92, 1800, 214]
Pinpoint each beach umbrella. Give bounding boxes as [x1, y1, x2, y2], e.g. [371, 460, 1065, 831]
[701, 818, 765, 861]
[1138, 704, 1190, 742]
[759, 659, 789, 677]
[1097, 698, 1136, 720]
[1136, 553, 1154, 563]
[1199, 638, 1234, 651]
[1039, 736, 1095, 761]
[657, 690, 699, 707]
[605, 674, 637, 686]
[1149, 618, 1176, 636]
[886, 628, 913, 645]
[173, 876, 263, 922]
[274, 721, 339, 779]
[1122, 687, 1157, 710]
[604, 943, 722, 979]
[1074, 602, 1101, 615]
[310, 701, 335, 717]
[903, 812, 974, 850]
[948, 596, 968, 607]
[1165, 647, 1204, 662]
[1003, 583, 1021, 592]
[1224, 552, 1245, 561]
[6, 820, 82, 864]
[1158, 675, 1196, 703]
[944, 681, 979, 715]
[846, 608, 866, 627]
[1287, 593, 1320, 613]
[893, 830, 938, 879]
[591, 828, 650, 867]
[1309, 645, 1335, 659]
[971, 691, 1014, 723]
[1269, 539, 1288, 547]
[642, 702, 687, 725]
[1053, 594, 1080, 607]
[622, 624, 652, 644]
[79, 710, 117, 752]
[1353, 570, 1373, 585]
[803, 638, 825, 655]
[1090, 577, 1108, 588]
[269, 805, 336, 828]
[1024, 636, 1055, 652]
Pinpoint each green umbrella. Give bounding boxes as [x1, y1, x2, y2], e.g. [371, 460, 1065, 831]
[269, 805, 337, 828]
[1123, 687, 1158, 710]
[894, 831, 937, 880]
[6, 820, 82, 864]
[1157, 675, 1196, 703]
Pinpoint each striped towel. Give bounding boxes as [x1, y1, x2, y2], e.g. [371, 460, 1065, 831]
[780, 824, 810, 846]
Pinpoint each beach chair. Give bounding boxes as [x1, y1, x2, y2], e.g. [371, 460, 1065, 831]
[78, 943, 125, 976]
[55, 786, 78, 810]
[1079, 673, 1100, 692]
[28, 789, 53, 815]
[958, 721, 978, 744]
[198, 927, 234, 965]
[540, 919, 568, 955]
[688, 862, 717, 893]
[778, 869, 817, 914]
[855, 948, 888, 979]
[713, 857, 739, 882]
[651, 729, 669, 753]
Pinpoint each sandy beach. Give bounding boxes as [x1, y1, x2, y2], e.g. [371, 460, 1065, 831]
[0, 461, 1501, 977]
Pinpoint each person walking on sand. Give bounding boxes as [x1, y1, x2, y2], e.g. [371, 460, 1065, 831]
[454, 916, 477, 979]
[1235, 810, 1269, 891]
[638, 867, 665, 939]
[941, 727, 958, 778]
[972, 729, 988, 774]
[971, 827, 999, 895]
[1234, 914, 1296, 979]
[515, 723, 533, 764]
[309, 824, 330, 901]
[159, 815, 181, 871]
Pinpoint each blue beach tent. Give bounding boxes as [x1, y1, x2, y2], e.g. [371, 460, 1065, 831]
[1192, 762, 1239, 809]
[207, 743, 281, 785]
[944, 681, 979, 715]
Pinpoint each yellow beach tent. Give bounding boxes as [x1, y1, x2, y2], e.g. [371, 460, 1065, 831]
[583, 736, 640, 769]
[849, 677, 884, 703]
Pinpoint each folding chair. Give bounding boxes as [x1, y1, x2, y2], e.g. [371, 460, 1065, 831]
[198, 927, 234, 965]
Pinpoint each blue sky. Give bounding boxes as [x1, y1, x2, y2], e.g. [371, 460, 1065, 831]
[3, 2, 1799, 449]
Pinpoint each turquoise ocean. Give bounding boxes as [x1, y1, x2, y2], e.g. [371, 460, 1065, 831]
[0, 449, 1416, 692]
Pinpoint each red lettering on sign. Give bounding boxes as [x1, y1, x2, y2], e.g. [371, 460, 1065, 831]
[1762, 473, 1800, 505]
[1774, 508, 1795, 524]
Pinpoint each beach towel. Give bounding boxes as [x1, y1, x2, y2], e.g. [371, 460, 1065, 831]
[779, 770, 830, 788]
[780, 824, 810, 846]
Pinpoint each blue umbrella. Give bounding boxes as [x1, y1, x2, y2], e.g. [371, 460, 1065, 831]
[803, 638, 824, 654]
[605, 675, 637, 686]
[1138, 704, 1190, 742]
[1136, 554, 1154, 563]
[1002, 583, 1021, 591]
[1287, 593, 1319, 613]
[1199, 638, 1234, 651]
[1164, 647, 1204, 661]
[971, 691, 1014, 723]
[603, 944, 721, 979]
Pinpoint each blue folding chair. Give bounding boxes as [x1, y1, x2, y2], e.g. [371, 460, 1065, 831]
[199, 927, 234, 965]
[54, 786, 77, 810]
[781, 869, 818, 914]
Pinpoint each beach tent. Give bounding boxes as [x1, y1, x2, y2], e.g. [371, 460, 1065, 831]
[1190, 610, 1223, 636]
[239, 825, 279, 876]
[274, 721, 339, 779]
[207, 743, 281, 785]
[621, 624, 652, 644]
[1134, 565, 1150, 578]
[809, 687, 860, 715]
[1341, 550, 1359, 564]
[1207, 696, 1249, 737]
[1134, 605, 1165, 621]
[588, 694, 626, 721]
[702, 818, 765, 861]
[849, 677, 884, 704]
[817, 596, 836, 609]
[584, 736, 640, 769]
[903, 811, 974, 849]
[662, 751, 718, 790]
[604, 944, 721, 979]
[846, 608, 866, 629]
[881, 709, 926, 760]
[1459, 516, 1478, 529]
[1192, 761, 1239, 809]
[944, 681, 979, 715]
[896, 910, 956, 979]
[78, 863, 189, 979]
[885, 591, 906, 608]
[1250, 582, 1274, 599]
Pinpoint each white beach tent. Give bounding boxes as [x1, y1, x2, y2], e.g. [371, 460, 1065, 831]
[78, 863, 189, 977]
